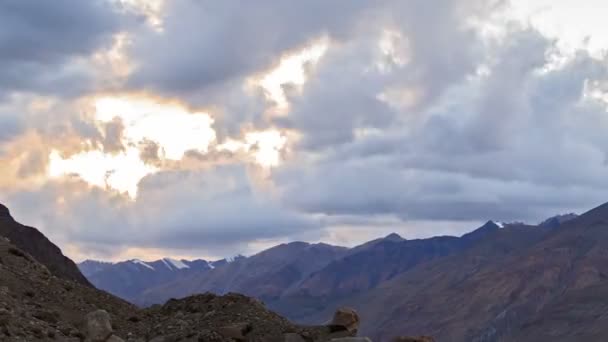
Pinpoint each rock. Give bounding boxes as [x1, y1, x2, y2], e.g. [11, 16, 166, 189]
[284, 332, 306, 341]
[392, 337, 435, 342]
[329, 308, 360, 334]
[85, 309, 113, 342]
[32, 308, 59, 324]
[217, 322, 252, 341]
[106, 335, 125, 342]
[330, 338, 372, 342]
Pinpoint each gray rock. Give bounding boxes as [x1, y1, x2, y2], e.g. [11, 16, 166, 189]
[329, 307, 360, 334]
[284, 332, 306, 342]
[85, 309, 113, 342]
[217, 322, 252, 340]
[106, 335, 125, 342]
[330, 338, 372, 342]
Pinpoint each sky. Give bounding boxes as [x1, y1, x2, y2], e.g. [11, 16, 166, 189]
[2, 0, 608, 262]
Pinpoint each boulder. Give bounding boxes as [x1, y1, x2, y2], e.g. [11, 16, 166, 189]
[284, 333, 307, 342]
[85, 310, 113, 342]
[217, 322, 252, 341]
[329, 307, 360, 334]
[392, 337, 435, 342]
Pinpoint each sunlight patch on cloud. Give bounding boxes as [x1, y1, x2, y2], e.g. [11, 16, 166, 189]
[48, 147, 157, 198]
[94, 95, 216, 160]
[115, 0, 165, 31]
[255, 39, 329, 113]
[377, 29, 410, 73]
[510, 0, 608, 56]
[219, 130, 287, 168]
[93, 32, 134, 80]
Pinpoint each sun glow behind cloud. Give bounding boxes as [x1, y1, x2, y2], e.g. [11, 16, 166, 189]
[47, 95, 289, 198]
[257, 39, 328, 111]
[48, 148, 157, 198]
[94, 96, 216, 160]
[510, 0, 608, 55]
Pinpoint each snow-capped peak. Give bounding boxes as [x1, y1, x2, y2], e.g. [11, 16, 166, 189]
[163, 258, 190, 270]
[226, 255, 243, 263]
[130, 259, 155, 270]
[493, 221, 505, 228]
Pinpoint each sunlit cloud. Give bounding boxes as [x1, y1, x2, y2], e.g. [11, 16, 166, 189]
[115, 0, 165, 31]
[94, 95, 216, 160]
[245, 130, 287, 167]
[219, 129, 287, 168]
[46, 94, 288, 197]
[510, 0, 608, 55]
[48, 147, 157, 198]
[47, 94, 216, 197]
[92, 32, 134, 80]
[255, 39, 329, 112]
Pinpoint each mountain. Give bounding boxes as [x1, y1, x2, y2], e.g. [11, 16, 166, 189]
[285, 203, 608, 341]
[78, 259, 114, 278]
[72, 201, 608, 340]
[0, 203, 90, 286]
[77, 257, 222, 303]
[135, 241, 348, 306]
[539, 213, 579, 229]
[284, 222, 506, 302]
[0, 204, 373, 341]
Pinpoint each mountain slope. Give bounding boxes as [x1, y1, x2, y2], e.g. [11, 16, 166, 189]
[267, 221, 515, 322]
[0, 203, 90, 286]
[311, 202, 608, 341]
[136, 241, 348, 306]
[78, 258, 217, 303]
[0, 234, 139, 340]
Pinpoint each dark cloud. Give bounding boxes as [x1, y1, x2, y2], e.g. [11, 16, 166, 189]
[0, 113, 23, 144]
[138, 139, 161, 165]
[128, 0, 378, 94]
[0, 0, 127, 97]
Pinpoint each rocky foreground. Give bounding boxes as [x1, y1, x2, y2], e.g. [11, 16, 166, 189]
[0, 234, 431, 341]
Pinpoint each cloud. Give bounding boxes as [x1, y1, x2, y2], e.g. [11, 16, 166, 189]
[274, 25, 608, 224]
[0, 113, 23, 145]
[4, 165, 319, 258]
[3, 0, 608, 261]
[0, 0, 127, 97]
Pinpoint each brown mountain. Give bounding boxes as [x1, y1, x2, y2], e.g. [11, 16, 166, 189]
[135, 241, 348, 306]
[284, 202, 608, 341]
[286, 222, 507, 300]
[0, 203, 90, 286]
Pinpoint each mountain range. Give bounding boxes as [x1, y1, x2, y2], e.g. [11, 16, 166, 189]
[8, 197, 608, 341]
[78, 205, 608, 341]
[0, 203, 370, 341]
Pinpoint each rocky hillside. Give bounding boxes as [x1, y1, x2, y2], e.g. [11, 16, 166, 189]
[0, 203, 90, 286]
[0, 206, 422, 341]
